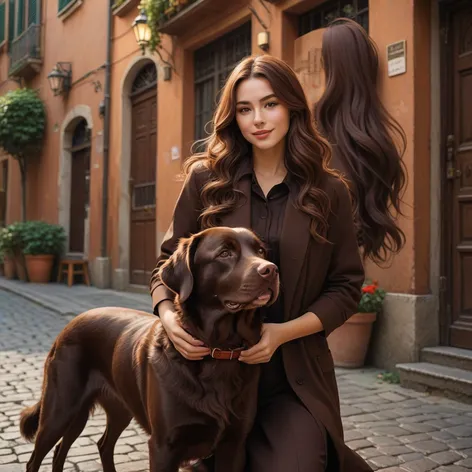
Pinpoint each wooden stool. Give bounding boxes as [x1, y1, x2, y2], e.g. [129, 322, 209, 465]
[57, 259, 91, 287]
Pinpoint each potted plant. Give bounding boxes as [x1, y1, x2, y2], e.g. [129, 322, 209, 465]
[327, 280, 386, 368]
[0, 226, 17, 279]
[22, 221, 66, 283]
[3, 222, 28, 281]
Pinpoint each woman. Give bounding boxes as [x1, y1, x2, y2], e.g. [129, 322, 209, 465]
[315, 18, 407, 263]
[150, 55, 371, 471]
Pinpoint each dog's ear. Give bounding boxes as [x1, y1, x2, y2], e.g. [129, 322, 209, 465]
[159, 235, 200, 303]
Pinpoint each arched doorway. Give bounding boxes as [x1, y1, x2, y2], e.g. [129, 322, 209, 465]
[69, 118, 91, 256]
[129, 63, 157, 286]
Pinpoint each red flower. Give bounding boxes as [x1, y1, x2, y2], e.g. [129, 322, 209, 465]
[362, 285, 376, 294]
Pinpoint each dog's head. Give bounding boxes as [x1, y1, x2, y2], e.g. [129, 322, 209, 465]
[159, 227, 280, 312]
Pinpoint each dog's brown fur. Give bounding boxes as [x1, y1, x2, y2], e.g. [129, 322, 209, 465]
[19, 227, 279, 472]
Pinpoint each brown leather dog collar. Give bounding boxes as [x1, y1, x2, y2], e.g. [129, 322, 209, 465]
[210, 346, 245, 360]
[182, 325, 246, 360]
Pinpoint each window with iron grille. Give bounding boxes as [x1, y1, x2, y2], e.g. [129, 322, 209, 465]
[194, 22, 251, 142]
[0, 1, 5, 44]
[299, 0, 369, 36]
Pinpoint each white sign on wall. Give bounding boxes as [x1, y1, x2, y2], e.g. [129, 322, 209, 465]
[171, 146, 180, 161]
[387, 40, 407, 77]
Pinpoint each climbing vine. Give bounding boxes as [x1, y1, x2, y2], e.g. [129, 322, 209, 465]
[142, 0, 197, 52]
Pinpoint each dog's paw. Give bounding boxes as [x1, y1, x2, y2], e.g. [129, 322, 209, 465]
[179, 459, 208, 472]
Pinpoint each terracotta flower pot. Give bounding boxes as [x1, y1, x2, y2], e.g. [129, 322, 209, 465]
[327, 312, 377, 368]
[3, 254, 16, 279]
[15, 253, 28, 282]
[24, 255, 55, 284]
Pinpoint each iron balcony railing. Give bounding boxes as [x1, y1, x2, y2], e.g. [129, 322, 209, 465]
[9, 24, 42, 74]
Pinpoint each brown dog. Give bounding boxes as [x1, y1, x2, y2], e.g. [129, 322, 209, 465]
[19, 227, 279, 472]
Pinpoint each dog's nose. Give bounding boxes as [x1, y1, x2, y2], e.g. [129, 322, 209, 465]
[257, 261, 278, 279]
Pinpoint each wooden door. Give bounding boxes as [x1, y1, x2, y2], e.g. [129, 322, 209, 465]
[130, 85, 157, 286]
[444, 2, 472, 349]
[69, 148, 90, 254]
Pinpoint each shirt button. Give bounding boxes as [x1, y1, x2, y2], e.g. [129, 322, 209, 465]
[296, 377, 305, 386]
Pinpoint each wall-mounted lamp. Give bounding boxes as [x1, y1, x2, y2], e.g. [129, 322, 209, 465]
[257, 31, 270, 52]
[133, 8, 151, 55]
[257, 31, 270, 51]
[47, 62, 72, 96]
[163, 64, 172, 81]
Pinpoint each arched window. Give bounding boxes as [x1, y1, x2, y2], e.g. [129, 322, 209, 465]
[131, 63, 157, 96]
[71, 118, 91, 151]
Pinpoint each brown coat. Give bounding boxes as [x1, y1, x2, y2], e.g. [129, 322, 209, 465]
[150, 165, 371, 472]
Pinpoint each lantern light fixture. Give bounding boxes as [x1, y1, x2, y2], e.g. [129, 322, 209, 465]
[47, 62, 72, 96]
[133, 8, 151, 55]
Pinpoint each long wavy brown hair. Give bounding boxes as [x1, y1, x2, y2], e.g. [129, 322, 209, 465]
[185, 55, 338, 242]
[315, 18, 407, 263]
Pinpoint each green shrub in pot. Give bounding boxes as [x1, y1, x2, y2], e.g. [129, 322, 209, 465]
[22, 221, 66, 283]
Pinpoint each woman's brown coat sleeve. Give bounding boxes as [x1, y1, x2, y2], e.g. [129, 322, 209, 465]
[149, 168, 204, 313]
[306, 180, 365, 336]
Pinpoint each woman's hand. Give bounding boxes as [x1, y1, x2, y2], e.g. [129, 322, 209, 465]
[239, 323, 287, 364]
[158, 301, 211, 360]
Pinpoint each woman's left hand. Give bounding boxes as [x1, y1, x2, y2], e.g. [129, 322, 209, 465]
[239, 323, 287, 364]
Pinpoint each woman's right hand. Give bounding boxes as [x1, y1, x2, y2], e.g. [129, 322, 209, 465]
[158, 301, 211, 360]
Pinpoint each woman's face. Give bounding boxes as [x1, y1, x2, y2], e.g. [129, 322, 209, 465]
[235, 78, 290, 152]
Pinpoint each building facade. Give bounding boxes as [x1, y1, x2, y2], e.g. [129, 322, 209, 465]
[0, 0, 470, 371]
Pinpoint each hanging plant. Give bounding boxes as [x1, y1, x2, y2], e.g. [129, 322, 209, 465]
[142, 0, 197, 52]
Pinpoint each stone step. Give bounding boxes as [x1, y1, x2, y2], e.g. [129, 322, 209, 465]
[421, 346, 472, 372]
[396, 362, 472, 403]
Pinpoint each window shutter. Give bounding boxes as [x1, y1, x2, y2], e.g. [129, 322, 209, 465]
[17, 0, 25, 35]
[0, 2, 5, 43]
[58, 0, 73, 13]
[7, 0, 13, 42]
[28, 0, 38, 25]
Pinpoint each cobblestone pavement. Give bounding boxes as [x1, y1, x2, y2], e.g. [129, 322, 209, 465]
[0, 288, 471, 472]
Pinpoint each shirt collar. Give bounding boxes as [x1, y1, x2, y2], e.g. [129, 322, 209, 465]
[234, 156, 296, 192]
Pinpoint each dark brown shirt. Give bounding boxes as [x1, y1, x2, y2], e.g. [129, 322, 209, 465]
[237, 166, 293, 402]
[243, 170, 290, 325]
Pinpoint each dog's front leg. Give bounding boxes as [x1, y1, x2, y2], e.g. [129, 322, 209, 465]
[148, 435, 181, 472]
[213, 375, 259, 472]
[212, 429, 247, 472]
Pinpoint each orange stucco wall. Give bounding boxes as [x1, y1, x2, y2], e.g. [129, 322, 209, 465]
[0, 0, 432, 295]
[146, 0, 431, 295]
[0, 0, 106, 262]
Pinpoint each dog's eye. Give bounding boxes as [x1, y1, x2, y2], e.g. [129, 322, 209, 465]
[257, 248, 266, 257]
[219, 250, 231, 258]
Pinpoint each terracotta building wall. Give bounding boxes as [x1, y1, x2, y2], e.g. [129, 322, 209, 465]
[0, 0, 432, 298]
[147, 0, 430, 296]
[0, 0, 107, 262]
[0, 40, 22, 223]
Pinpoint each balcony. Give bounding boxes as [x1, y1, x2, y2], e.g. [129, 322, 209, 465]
[112, 0, 140, 17]
[158, 0, 245, 36]
[9, 24, 42, 80]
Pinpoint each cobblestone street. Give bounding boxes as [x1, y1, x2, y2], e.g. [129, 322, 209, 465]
[0, 287, 471, 472]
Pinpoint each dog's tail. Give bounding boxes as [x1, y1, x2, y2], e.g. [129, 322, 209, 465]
[20, 342, 58, 442]
[20, 402, 41, 441]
